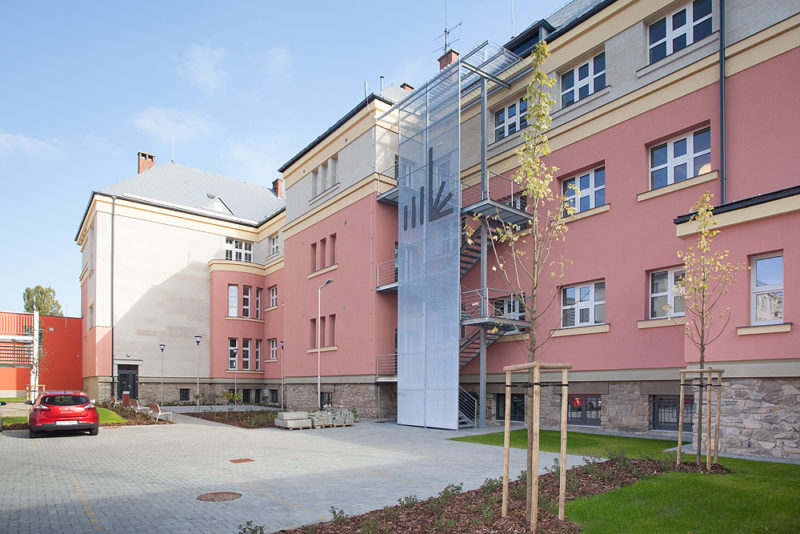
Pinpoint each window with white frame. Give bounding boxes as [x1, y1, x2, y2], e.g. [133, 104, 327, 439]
[241, 338, 251, 370]
[269, 338, 278, 360]
[494, 97, 528, 142]
[649, 128, 711, 189]
[562, 281, 605, 328]
[227, 285, 238, 317]
[242, 286, 251, 318]
[561, 52, 606, 109]
[649, 0, 712, 64]
[751, 253, 783, 325]
[493, 295, 526, 321]
[269, 234, 279, 256]
[311, 157, 338, 198]
[563, 167, 605, 213]
[228, 338, 238, 369]
[255, 288, 262, 319]
[225, 238, 253, 262]
[269, 285, 278, 307]
[650, 268, 685, 318]
[255, 339, 262, 370]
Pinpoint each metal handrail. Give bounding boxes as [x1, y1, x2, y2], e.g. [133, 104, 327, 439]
[461, 288, 528, 320]
[376, 259, 398, 288]
[376, 353, 397, 378]
[458, 386, 477, 428]
[0, 312, 34, 337]
[461, 169, 526, 210]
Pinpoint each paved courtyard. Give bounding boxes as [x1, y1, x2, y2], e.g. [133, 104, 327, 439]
[0, 413, 588, 533]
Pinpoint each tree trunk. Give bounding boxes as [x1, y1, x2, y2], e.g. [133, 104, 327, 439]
[696, 344, 705, 465]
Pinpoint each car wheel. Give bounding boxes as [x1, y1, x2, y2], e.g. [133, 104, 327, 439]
[89, 427, 99, 436]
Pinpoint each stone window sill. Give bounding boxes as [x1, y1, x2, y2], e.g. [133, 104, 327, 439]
[308, 264, 338, 279]
[737, 323, 792, 336]
[637, 171, 718, 202]
[566, 203, 610, 224]
[264, 305, 278, 312]
[637, 317, 686, 329]
[306, 346, 338, 353]
[225, 317, 264, 324]
[551, 323, 610, 337]
[225, 370, 264, 374]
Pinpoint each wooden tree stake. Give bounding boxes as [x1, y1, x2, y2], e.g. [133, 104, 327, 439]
[558, 368, 568, 520]
[502, 371, 512, 517]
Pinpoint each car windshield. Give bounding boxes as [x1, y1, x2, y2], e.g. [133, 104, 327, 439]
[41, 395, 89, 406]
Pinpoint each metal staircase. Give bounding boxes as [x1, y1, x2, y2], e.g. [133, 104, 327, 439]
[459, 325, 505, 369]
[458, 387, 478, 428]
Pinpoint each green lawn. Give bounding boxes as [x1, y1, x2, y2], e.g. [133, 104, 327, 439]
[453, 428, 683, 458]
[2, 408, 126, 428]
[0, 397, 25, 403]
[454, 430, 800, 533]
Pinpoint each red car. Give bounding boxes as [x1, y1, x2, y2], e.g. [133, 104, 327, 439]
[27, 391, 99, 438]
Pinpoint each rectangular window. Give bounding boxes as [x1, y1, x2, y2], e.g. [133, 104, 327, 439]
[242, 389, 251, 404]
[241, 338, 251, 370]
[228, 338, 238, 370]
[751, 253, 783, 325]
[227, 285, 238, 317]
[329, 233, 337, 266]
[650, 268, 685, 318]
[496, 393, 526, 422]
[242, 286, 251, 318]
[311, 170, 318, 197]
[561, 52, 606, 109]
[330, 157, 338, 186]
[310, 243, 317, 272]
[649, 127, 711, 189]
[255, 339, 262, 370]
[255, 288, 262, 319]
[652, 395, 693, 431]
[319, 238, 327, 269]
[179, 388, 190, 402]
[567, 394, 601, 426]
[269, 285, 278, 307]
[270, 389, 278, 404]
[225, 238, 253, 262]
[269, 234, 279, 256]
[563, 167, 606, 213]
[494, 97, 528, 142]
[269, 338, 278, 360]
[328, 314, 336, 346]
[310, 318, 317, 348]
[561, 281, 605, 328]
[319, 316, 326, 347]
[649, 0, 712, 64]
[254, 388, 261, 404]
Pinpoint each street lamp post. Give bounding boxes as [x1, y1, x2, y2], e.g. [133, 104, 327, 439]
[159, 344, 166, 405]
[280, 340, 285, 410]
[232, 348, 239, 405]
[194, 335, 202, 412]
[317, 279, 333, 409]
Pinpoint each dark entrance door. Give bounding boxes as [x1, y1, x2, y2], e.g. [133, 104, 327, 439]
[117, 365, 139, 399]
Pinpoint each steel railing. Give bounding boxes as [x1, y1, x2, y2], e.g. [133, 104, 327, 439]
[376, 259, 398, 288]
[458, 387, 477, 428]
[0, 342, 34, 367]
[376, 353, 397, 379]
[0, 312, 34, 337]
[461, 288, 528, 321]
[461, 169, 526, 210]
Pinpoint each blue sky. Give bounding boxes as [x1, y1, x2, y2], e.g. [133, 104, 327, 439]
[0, 1, 556, 316]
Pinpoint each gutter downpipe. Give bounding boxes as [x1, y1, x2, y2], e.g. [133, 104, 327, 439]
[719, 0, 726, 204]
[110, 195, 116, 401]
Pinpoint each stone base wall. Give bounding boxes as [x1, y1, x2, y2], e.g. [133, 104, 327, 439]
[283, 383, 396, 420]
[601, 382, 650, 433]
[696, 377, 800, 459]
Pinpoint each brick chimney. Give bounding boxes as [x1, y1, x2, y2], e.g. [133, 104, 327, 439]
[438, 49, 459, 71]
[272, 178, 284, 199]
[138, 152, 155, 174]
[400, 82, 414, 92]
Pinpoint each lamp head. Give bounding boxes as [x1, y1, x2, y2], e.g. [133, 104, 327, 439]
[279, 340, 284, 349]
[194, 335, 202, 345]
[159, 344, 166, 352]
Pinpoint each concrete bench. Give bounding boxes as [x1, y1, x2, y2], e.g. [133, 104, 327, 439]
[148, 403, 173, 422]
[275, 411, 311, 429]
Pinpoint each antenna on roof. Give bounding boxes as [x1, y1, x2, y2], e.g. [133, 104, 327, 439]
[433, 0, 461, 54]
[171, 127, 175, 162]
[511, 0, 515, 38]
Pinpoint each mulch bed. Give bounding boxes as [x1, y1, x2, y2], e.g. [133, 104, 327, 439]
[2, 405, 171, 430]
[184, 409, 278, 429]
[275, 456, 728, 533]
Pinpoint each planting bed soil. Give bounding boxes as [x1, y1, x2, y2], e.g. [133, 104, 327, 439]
[185, 409, 278, 429]
[275, 456, 727, 534]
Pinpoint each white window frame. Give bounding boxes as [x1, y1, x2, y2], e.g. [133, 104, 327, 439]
[560, 51, 606, 109]
[648, 0, 713, 64]
[493, 296, 526, 321]
[255, 339, 262, 370]
[228, 338, 238, 370]
[649, 127, 711, 190]
[563, 167, 606, 214]
[493, 97, 528, 142]
[225, 238, 253, 262]
[649, 268, 685, 319]
[269, 234, 279, 256]
[255, 288, 262, 319]
[242, 286, 251, 318]
[227, 285, 238, 317]
[562, 281, 605, 328]
[269, 338, 278, 360]
[751, 253, 784, 325]
[269, 286, 278, 307]
[241, 338, 251, 370]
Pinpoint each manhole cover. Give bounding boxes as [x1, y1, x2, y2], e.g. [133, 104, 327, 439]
[197, 492, 242, 502]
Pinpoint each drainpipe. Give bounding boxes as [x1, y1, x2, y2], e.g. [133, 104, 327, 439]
[110, 195, 116, 400]
[719, 0, 726, 204]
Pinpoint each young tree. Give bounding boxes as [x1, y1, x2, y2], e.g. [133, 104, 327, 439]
[674, 191, 743, 465]
[474, 41, 573, 522]
[22, 285, 63, 316]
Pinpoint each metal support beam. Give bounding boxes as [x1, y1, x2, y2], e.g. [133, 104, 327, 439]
[462, 62, 511, 89]
[480, 76, 489, 200]
[479, 222, 488, 428]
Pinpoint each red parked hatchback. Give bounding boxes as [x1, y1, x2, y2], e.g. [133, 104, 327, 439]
[27, 391, 99, 438]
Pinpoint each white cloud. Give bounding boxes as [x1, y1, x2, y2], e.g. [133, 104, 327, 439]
[177, 45, 229, 96]
[262, 46, 293, 80]
[129, 107, 215, 145]
[0, 130, 57, 154]
[220, 135, 291, 184]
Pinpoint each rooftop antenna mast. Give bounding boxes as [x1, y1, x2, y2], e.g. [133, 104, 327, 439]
[433, 0, 461, 54]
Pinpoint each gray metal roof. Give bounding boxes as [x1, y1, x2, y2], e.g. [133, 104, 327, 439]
[547, 0, 607, 28]
[103, 161, 284, 225]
